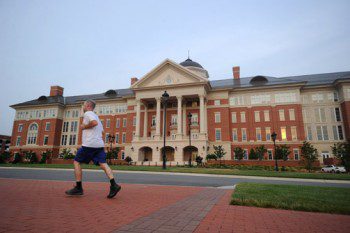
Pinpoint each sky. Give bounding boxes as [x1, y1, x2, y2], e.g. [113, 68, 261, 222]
[0, 0, 350, 135]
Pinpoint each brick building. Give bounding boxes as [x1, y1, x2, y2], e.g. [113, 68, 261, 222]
[0, 135, 11, 154]
[9, 58, 350, 165]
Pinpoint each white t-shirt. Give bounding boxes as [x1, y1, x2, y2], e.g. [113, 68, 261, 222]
[82, 111, 104, 148]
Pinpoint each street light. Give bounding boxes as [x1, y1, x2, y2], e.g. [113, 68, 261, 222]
[271, 132, 278, 172]
[161, 91, 170, 169]
[187, 112, 192, 167]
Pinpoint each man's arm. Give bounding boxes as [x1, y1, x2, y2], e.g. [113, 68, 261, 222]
[81, 120, 98, 130]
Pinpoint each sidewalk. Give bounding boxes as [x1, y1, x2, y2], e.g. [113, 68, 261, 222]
[0, 178, 349, 233]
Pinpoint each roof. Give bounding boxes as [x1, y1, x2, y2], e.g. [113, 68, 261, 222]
[210, 71, 350, 89]
[11, 88, 134, 108]
[10, 71, 350, 108]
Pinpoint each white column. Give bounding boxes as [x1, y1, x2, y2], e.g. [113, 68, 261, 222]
[177, 96, 182, 136]
[183, 102, 187, 136]
[135, 99, 141, 139]
[143, 105, 148, 138]
[200, 95, 205, 133]
[155, 97, 161, 137]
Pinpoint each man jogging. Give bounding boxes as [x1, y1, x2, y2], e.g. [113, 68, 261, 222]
[65, 99, 121, 198]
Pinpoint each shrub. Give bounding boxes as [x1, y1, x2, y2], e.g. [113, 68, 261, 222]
[249, 148, 258, 160]
[195, 156, 203, 165]
[12, 153, 22, 164]
[0, 152, 11, 163]
[275, 145, 291, 161]
[125, 156, 133, 165]
[300, 141, 319, 172]
[332, 142, 350, 172]
[233, 147, 244, 161]
[206, 154, 217, 161]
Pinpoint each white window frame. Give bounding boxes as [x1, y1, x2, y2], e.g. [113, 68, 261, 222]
[215, 128, 221, 141]
[254, 111, 260, 122]
[231, 112, 237, 123]
[214, 112, 221, 123]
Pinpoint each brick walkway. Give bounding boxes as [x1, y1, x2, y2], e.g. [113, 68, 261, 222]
[0, 178, 349, 233]
[114, 189, 226, 233]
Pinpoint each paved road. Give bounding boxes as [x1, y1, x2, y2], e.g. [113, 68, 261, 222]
[1, 167, 349, 188]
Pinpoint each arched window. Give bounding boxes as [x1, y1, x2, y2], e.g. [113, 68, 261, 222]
[27, 123, 38, 145]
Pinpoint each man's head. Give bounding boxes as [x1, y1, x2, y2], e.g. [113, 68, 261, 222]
[83, 100, 96, 112]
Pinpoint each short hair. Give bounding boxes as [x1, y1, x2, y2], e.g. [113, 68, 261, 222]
[84, 99, 96, 110]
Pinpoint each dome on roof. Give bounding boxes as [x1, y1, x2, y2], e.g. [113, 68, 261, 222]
[105, 89, 117, 96]
[250, 76, 268, 85]
[180, 58, 204, 69]
[38, 95, 48, 101]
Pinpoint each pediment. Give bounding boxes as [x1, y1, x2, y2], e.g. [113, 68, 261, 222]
[131, 59, 208, 89]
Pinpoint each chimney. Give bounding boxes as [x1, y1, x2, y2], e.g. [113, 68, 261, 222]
[131, 77, 138, 85]
[50, 86, 64, 96]
[233, 66, 240, 79]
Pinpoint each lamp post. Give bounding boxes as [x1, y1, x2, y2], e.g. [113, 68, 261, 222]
[161, 91, 170, 169]
[271, 132, 278, 172]
[187, 112, 192, 167]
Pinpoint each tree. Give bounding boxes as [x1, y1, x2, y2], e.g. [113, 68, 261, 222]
[213, 145, 226, 161]
[255, 145, 267, 161]
[0, 152, 11, 163]
[106, 147, 120, 164]
[40, 150, 52, 164]
[249, 148, 258, 160]
[300, 141, 319, 172]
[233, 147, 244, 161]
[275, 145, 291, 161]
[331, 142, 350, 172]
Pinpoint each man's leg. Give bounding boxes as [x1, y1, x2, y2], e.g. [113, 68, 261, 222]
[99, 163, 121, 198]
[74, 160, 83, 182]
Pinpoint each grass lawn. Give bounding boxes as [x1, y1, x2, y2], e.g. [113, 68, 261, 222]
[1, 163, 350, 180]
[231, 183, 350, 215]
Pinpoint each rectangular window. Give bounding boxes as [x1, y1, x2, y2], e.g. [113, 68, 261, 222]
[116, 119, 120, 128]
[231, 112, 237, 123]
[243, 149, 248, 160]
[338, 125, 344, 140]
[289, 109, 295, 121]
[317, 126, 329, 140]
[264, 110, 270, 122]
[293, 149, 299, 160]
[105, 133, 110, 143]
[45, 122, 51, 131]
[215, 112, 221, 123]
[121, 151, 125, 160]
[151, 115, 156, 127]
[214, 100, 221, 106]
[291, 126, 297, 140]
[123, 118, 127, 127]
[69, 135, 76, 145]
[232, 129, 238, 141]
[335, 108, 341, 122]
[240, 112, 246, 123]
[322, 126, 329, 140]
[267, 149, 273, 160]
[229, 96, 244, 106]
[16, 137, 21, 146]
[215, 129, 221, 141]
[251, 94, 271, 105]
[18, 124, 23, 132]
[312, 93, 324, 103]
[61, 135, 67, 145]
[254, 111, 260, 122]
[171, 115, 177, 126]
[333, 125, 339, 140]
[256, 128, 262, 141]
[279, 110, 285, 121]
[70, 121, 78, 132]
[122, 133, 126, 143]
[242, 128, 247, 141]
[334, 91, 339, 102]
[43, 136, 49, 145]
[65, 111, 71, 118]
[281, 127, 287, 140]
[307, 126, 313, 140]
[314, 108, 326, 123]
[106, 119, 111, 128]
[115, 133, 119, 143]
[266, 127, 271, 141]
[63, 122, 69, 132]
